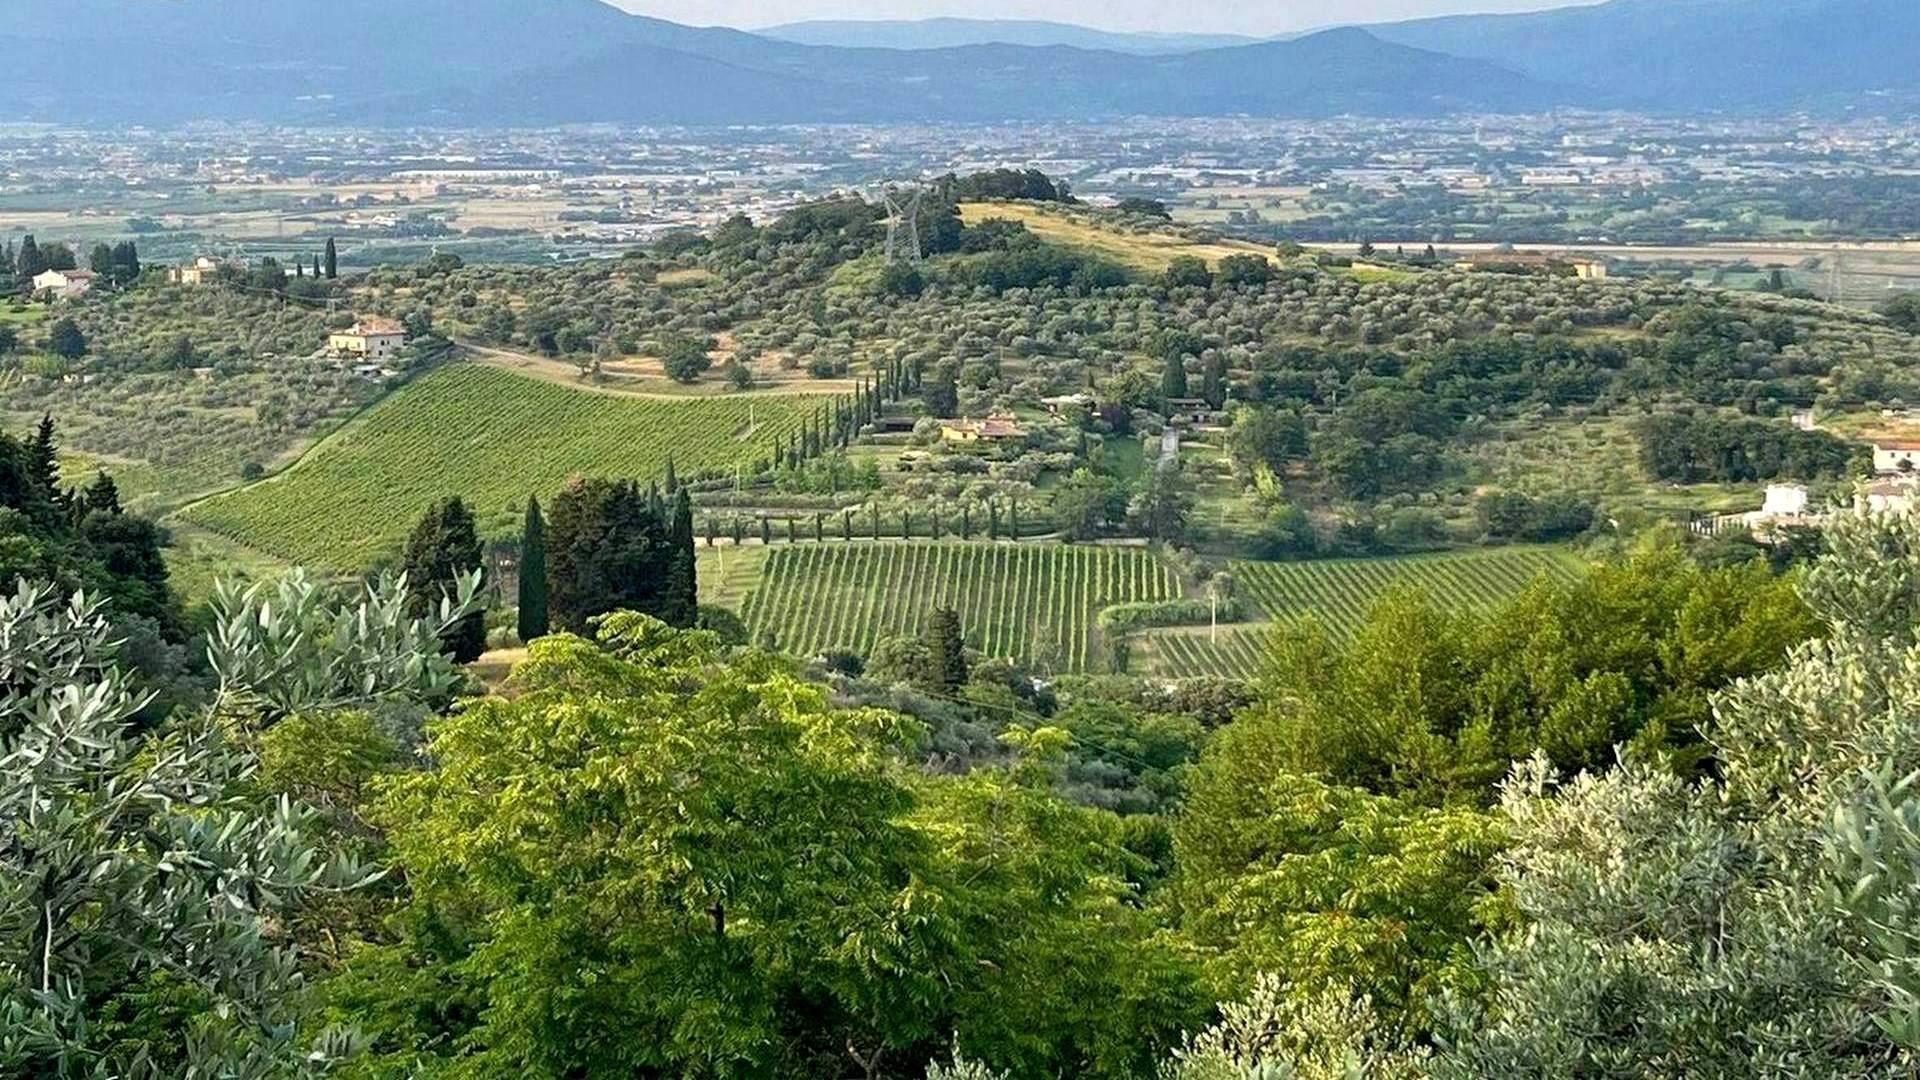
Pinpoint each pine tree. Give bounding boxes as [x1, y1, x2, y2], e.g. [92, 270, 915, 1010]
[323, 237, 338, 279]
[402, 496, 487, 663]
[517, 496, 549, 643]
[925, 607, 968, 692]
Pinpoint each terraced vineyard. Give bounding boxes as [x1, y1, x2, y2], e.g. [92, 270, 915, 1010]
[1134, 546, 1586, 679]
[739, 542, 1181, 671]
[180, 363, 811, 570]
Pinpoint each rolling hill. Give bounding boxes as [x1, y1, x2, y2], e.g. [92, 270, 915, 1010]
[1372, 0, 1920, 110]
[0, 0, 1912, 124]
[757, 18, 1259, 53]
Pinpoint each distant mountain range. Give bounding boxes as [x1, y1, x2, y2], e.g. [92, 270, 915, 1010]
[0, 0, 1913, 126]
[757, 18, 1260, 53]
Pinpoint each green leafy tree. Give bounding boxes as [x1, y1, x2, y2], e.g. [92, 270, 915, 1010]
[1226, 405, 1308, 476]
[1163, 256, 1212, 289]
[1130, 462, 1193, 543]
[1173, 747, 1502, 1030]
[47, 317, 86, 360]
[1052, 468, 1128, 540]
[517, 496, 548, 643]
[333, 617, 1200, 1077]
[659, 336, 713, 383]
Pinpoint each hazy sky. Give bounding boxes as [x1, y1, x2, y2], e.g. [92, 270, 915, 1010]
[613, 0, 1603, 36]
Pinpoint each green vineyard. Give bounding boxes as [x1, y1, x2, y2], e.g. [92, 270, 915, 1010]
[1133, 625, 1276, 680]
[1134, 546, 1586, 679]
[738, 542, 1181, 672]
[181, 363, 812, 569]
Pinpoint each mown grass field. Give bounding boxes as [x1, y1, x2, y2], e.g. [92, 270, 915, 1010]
[179, 363, 814, 570]
[737, 541, 1181, 672]
[1133, 546, 1586, 679]
[957, 202, 1276, 276]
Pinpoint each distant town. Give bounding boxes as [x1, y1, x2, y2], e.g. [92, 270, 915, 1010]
[2, 113, 1918, 303]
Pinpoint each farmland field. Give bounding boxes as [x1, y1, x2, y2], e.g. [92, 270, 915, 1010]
[1134, 546, 1587, 679]
[179, 363, 813, 570]
[737, 542, 1181, 671]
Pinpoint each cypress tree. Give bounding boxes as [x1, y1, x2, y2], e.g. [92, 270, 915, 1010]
[517, 496, 549, 643]
[661, 486, 697, 627]
[1162, 352, 1189, 400]
[546, 478, 673, 634]
[17, 235, 43, 278]
[311, 254, 321, 279]
[323, 237, 338, 279]
[664, 456, 678, 494]
[925, 607, 968, 692]
[403, 496, 487, 662]
[25, 415, 63, 517]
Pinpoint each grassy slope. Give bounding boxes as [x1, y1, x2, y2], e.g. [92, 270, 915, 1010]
[957, 202, 1277, 276]
[177, 363, 817, 571]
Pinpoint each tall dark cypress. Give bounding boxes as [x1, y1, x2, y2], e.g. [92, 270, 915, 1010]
[517, 496, 549, 643]
[546, 478, 675, 633]
[926, 607, 968, 692]
[663, 456, 678, 494]
[664, 486, 697, 627]
[402, 496, 487, 663]
[323, 237, 338, 279]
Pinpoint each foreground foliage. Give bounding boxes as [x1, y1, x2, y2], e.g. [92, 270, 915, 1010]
[0, 571, 477, 1077]
[329, 614, 1201, 1077]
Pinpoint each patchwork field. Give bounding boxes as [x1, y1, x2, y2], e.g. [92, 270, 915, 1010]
[736, 542, 1182, 672]
[179, 363, 814, 570]
[1133, 546, 1587, 679]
